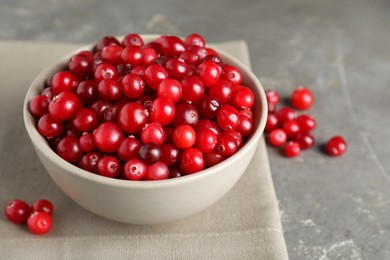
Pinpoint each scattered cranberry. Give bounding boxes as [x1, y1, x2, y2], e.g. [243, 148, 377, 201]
[291, 86, 314, 110]
[27, 212, 53, 235]
[31, 199, 54, 215]
[268, 129, 287, 147]
[283, 141, 301, 157]
[325, 136, 347, 156]
[4, 199, 31, 224]
[265, 89, 280, 113]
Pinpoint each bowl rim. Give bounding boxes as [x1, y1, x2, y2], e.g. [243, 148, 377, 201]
[23, 34, 268, 189]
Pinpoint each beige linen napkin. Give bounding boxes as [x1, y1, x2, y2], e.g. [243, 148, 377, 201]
[0, 40, 288, 260]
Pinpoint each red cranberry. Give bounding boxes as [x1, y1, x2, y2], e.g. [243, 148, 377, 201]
[138, 143, 162, 164]
[283, 141, 301, 157]
[76, 80, 98, 104]
[195, 129, 217, 153]
[69, 53, 93, 76]
[56, 136, 83, 163]
[202, 55, 223, 73]
[197, 60, 221, 86]
[141, 122, 166, 145]
[165, 57, 188, 80]
[217, 105, 239, 130]
[197, 96, 220, 119]
[265, 89, 280, 113]
[216, 133, 238, 157]
[204, 152, 225, 167]
[209, 79, 233, 104]
[27, 212, 52, 235]
[276, 107, 297, 125]
[179, 50, 200, 66]
[145, 162, 169, 181]
[185, 33, 206, 47]
[79, 133, 96, 152]
[49, 92, 80, 121]
[172, 103, 199, 127]
[282, 119, 301, 138]
[161, 36, 186, 56]
[180, 148, 205, 174]
[29, 94, 50, 118]
[296, 114, 316, 132]
[118, 103, 149, 134]
[160, 143, 181, 166]
[98, 79, 121, 102]
[93, 122, 124, 153]
[117, 137, 141, 161]
[157, 79, 183, 103]
[142, 47, 158, 66]
[131, 65, 146, 76]
[94, 63, 118, 83]
[235, 115, 253, 137]
[122, 33, 144, 47]
[97, 156, 121, 178]
[80, 151, 102, 173]
[51, 71, 74, 94]
[90, 100, 111, 123]
[37, 114, 64, 137]
[233, 87, 255, 109]
[103, 102, 123, 123]
[144, 64, 168, 90]
[196, 119, 221, 136]
[149, 97, 175, 126]
[181, 75, 205, 103]
[121, 45, 144, 66]
[293, 132, 315, 150]
[268, 128, 287, 147]
[221, 65, 242, 85]
[4, 199, 31, 224]
[291, 87, 314, 110]
[172, 124, 196, 149]
[31, 199, 54, 215]
[325, 136, 347, 156]
[224, 130, 243, 148]
[102, 45, 123, 65]
[121, 73, 145, 99]
[169, 167, 183, 178]
[95, 36, 120, 51]
[72, 108, 98, 132]
[187, 45, 207, 60]
[123, 159, 146, 180]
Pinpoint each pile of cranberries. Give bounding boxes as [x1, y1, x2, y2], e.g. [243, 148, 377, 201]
[265, 87, 347, 157]
[4, 199, 53, 235]
[29, 33, 256, 180]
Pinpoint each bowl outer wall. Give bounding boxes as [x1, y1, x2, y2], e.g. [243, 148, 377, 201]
[23, 35, 268, 224]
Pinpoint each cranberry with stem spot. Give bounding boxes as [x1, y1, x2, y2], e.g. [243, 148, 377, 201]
[325, 136, 347, 156]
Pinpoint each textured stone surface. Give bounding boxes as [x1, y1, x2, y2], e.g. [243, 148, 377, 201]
[1, 0, 390, 259]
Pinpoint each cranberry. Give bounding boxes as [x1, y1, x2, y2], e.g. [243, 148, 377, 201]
[204, 151, 225, 167]
[197, 96, 220, 119]
[142, 47, 158, 66]
[187, 45, 207, 60]
[144, 64, 168, 89]
[103, 102, 123, 123]
[29, 94, 50, 118]
[31, 199, 54, 215]
[117, 137, 141, 161]
[121, 74, 145, 99]
[90, 100, 111, 122]
[172, 103, 199, 127]
[80, 151, 102, 173]
[121, 45, 144, 66]
[296, 114, 316, 132]
[180, 148, 205, 174]
[69, 53, 92, 76]
[196, 119, 221, 136]
[97, 156, 121, 178]
[27, 212, 52, 235]
[216, 133, 238, 157]
[165, 57, 188, 80]
[195, 129, 217, 153]
[181, 75, 205, 103]
[145, 162, 170, 181]
[138, 143, 162, 164]
[95, 36, 120, 51]
[98, 79, 121, 102]
[49, 91, 80, 121]
[93, 122, 124, 153]
[147, 97, 174, 126]
[209, 80, 233, 104]
[131, 66, 146, 76]
[122, 33, 144, 47]
[172, 125, 196, 149]
[141, 122, 166, 145]
[282, 119, 300, 138]
[179, 50, 200, 66]
[94, 63, 118, 83]
[268, 128, 287, 147]
[102, 45, 123, 65]
[224, 130, 243, 148]
[161, 36, 186, 56]
[41, 87, 54, 100]
[4, 199, 31, 224]
[123, 159, 146, 180]
[57, 136, 83, 163]
[37, 114, 64, 137]
[185, 33, 206, 47]
[233, 87, 255, 109]
[169, 167, 183, 178]
[217, 105, 239, 130]
[79, 133, 96, 152]
[235, 115, 253, 137]
[157, 79, 183, 103]
[325, 136, 347, 156]
[76, 80, 98, 104]
[197, 60, 221, 86]
[293, 132, 315, 150]
[118, 103, 149, 134]
[221, 65, 242, 85]
[283, 141, 301, 157]
[265, 89, 280, 113]
[291, 87, 314, 110]
[51, 71, 74, 94]
[276, 107, 297, 125]
[160, 143, 181, 166]
[72, 108, 98, 132]
[202, 55, 223, 73]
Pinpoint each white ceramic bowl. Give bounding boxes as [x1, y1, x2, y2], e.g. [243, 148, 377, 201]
[23, 35, 268, 224]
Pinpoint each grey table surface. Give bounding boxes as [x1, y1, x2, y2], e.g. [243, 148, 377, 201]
[1, 0, 389, 259]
